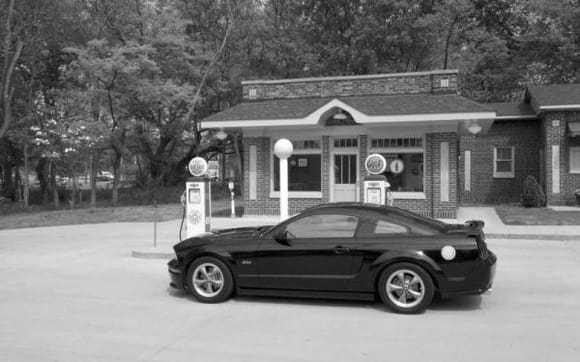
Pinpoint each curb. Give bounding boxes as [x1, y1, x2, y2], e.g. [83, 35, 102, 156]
[487, 233, 580, 241]
[131, 248, 174, 259]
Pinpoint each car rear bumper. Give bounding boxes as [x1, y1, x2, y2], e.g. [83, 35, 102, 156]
[440, 251, 497, 297]
[168, 258, 184, 290]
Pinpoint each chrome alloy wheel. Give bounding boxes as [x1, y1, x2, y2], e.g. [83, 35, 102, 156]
[385, 269, 426, 309]
[192, 263, 224, 298]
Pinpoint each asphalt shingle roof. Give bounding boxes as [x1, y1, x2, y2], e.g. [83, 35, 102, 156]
[486, 102, 536, 119]
[202, 94, 493, 124]
[526, 84, 580, 108]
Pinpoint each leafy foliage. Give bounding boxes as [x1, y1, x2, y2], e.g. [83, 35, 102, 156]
[3, 0, 580, 206]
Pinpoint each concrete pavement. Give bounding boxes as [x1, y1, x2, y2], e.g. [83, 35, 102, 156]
[1, 222, 580, 361]
[458, 207, 580, 241]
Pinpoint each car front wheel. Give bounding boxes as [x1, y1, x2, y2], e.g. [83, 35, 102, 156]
[378, 263, 434, 314]
[186, 257, 234, 303]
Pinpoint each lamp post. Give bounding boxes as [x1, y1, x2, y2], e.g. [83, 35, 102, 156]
[228, 179, 235, 218]
[274, 139, 293, 221]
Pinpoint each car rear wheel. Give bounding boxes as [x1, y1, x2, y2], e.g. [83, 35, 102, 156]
[378, 263, 434, 314]
[186, 257, 234, 303]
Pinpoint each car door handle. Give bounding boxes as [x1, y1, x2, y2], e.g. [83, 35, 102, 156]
[334, 246, 350, 254]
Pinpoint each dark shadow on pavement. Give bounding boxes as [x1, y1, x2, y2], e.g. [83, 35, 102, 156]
[429, 295, 483, 311]
[167, 287, 484, 313]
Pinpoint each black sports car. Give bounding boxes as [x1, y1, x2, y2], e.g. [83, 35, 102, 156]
[168, 203, 496, 314]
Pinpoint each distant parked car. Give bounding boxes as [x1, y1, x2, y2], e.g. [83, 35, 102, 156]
[168, 203, 497, 314]
[97, 171, 114, 182]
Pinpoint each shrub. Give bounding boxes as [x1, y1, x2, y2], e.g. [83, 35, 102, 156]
[520, 175, 546, 208]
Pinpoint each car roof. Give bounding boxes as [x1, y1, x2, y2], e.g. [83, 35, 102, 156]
[303, 202, 396, 213]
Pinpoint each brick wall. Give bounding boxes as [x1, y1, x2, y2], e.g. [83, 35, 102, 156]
[459, 119, 541, 205]
[543, 112, 580, 205]
[242, 70, 458, 100]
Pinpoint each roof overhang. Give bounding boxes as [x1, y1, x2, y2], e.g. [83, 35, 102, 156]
[201, 98, 496, 129]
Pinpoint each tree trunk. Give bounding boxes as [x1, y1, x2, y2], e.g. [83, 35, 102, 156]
[90, 152, 97, 208]
[112, 149, 122, 206]
[23, 144, 29, 207]
[50, 160, 59, 209]
[0, 0, 24, 139]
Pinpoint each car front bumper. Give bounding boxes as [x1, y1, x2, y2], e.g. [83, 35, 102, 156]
[168, 258, 184, 290]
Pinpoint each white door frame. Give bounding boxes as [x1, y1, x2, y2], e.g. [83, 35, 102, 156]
[330, 137, 360, 202]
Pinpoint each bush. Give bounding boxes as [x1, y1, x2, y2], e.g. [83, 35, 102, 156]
[521, 175, 546, 208]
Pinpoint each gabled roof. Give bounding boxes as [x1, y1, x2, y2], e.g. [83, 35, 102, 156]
[486, 102, 536, 120]
[526, 84, 580, 111]
[201, 94, 495, 128]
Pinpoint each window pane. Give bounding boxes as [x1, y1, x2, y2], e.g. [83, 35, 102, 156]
[374, 220, 409, 234]
[496, 160, 512, 172]
[497, 147, 512, 160]
[349, 155, 357, 184]
[274, 154, 321, 191]
[286, 214, 358, 238]
[380, 153, 424, 192]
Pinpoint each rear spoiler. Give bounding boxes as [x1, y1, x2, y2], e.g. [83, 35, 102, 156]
[465, 220, 485, 230]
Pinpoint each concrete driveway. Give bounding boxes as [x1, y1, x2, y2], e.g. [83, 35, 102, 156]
[1, 223, 579, 362]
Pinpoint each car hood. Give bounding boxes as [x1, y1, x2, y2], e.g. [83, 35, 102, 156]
[173, 225, 274, 253]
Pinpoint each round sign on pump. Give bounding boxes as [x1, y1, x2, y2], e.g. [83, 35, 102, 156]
[365, 153, 387, 175]
[188, 157, 208, 177]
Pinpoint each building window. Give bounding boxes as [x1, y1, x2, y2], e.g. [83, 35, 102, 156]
[371, 137, 422, 149]
[272, 139, 322, 195]
[570, 147, 580, 173]
[334, 137, 358, 148]
[371, 137, 425, 196]
[494, 146, 515, 178]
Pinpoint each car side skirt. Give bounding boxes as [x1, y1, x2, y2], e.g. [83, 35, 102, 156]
[237, 288, 375, 302]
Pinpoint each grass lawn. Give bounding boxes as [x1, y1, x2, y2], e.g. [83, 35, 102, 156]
[495, 205, 580, 225]
[0, 199, 243, 230]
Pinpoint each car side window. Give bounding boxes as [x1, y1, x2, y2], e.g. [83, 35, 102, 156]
[373, 219, 409, 235]
[285, 214, 359, 238]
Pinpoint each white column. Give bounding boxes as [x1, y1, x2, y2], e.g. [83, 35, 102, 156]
[279, 157, 289, 220]
[440, 142, 449, 202]
[249, 145, 257, 200]
[464, 150, 471, 192]
[552, 145, 560, 194]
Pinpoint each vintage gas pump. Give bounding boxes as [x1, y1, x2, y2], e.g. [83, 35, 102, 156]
[363, 153, 388, 205]
[184, 157, 211, 238]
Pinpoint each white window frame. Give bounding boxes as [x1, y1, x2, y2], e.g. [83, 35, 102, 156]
[369, 136, 426, 200]
[570, 147, 580, 174]
[493, 146, 515, 178]
[270, 138, 323, 199]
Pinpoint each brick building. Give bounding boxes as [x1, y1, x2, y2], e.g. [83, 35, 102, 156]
[201, 70, 580, 217]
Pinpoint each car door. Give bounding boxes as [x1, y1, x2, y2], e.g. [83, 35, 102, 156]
[346, 211, 442, 292]
[255, 212, 359, 292]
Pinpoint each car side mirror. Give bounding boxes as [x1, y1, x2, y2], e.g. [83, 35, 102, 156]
[274, 230, 293, 246]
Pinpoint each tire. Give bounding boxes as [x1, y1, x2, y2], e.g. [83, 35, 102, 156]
[186, 257, 234, 303]
[378, 262, 434, 314]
